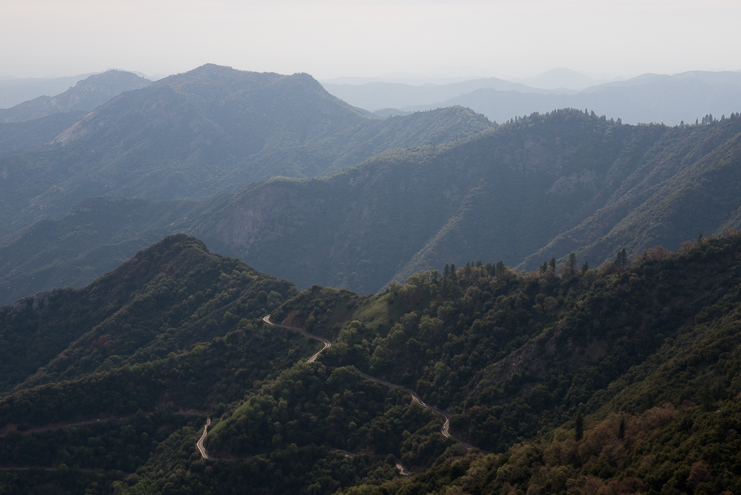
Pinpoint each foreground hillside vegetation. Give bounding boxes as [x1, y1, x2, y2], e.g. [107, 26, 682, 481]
[1, 231, 741, 493]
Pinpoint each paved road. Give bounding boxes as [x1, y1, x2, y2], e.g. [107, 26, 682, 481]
[262, 315, 477, 451]
[396, 461, 410, 476]
[263, 315, 331, 362]
[352, 371, 475, 450]
[196, 315, 479, 473]
[196, 418, 211, 459]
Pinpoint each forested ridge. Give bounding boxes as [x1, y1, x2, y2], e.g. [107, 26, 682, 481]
[0, 230, 740, 493]
[0, 64, 491, 240]
[3, 110, 741, 307]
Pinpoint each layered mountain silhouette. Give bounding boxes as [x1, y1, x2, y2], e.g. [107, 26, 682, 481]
[327, 71, 741, 125]
[191, 111, 741, 292]
[3, 110, 740, 304]
[322, 76, 554, 112]
[3, 62, 741, 495]
[0, 64, 491, 237]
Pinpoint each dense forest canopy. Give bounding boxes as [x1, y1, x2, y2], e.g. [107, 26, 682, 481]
[1, 230, 741, 493]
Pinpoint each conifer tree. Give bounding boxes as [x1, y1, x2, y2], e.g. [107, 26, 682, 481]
[567, 252, 577, 274]
[615, 249, 628, 270]
[463, 262, 472, 278]
[575, 413, 584, 441]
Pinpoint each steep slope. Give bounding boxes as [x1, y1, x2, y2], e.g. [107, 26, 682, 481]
[192, 111, 741, 294]
[0, 235, 444, 493]
[265, 232, 741, 452]
[0, 196, 209, 305]
[0, 64, 491, 237]
[3, 111, 740, 304]
[333, 239, 741, 495]
[0, 234, 298, 395]
[2, 232, 741, 494]
[0, 73, 95, 109]
[0, 70, 151, 123]
[0, 111, 87, 156]
[521, 116, 741, 269]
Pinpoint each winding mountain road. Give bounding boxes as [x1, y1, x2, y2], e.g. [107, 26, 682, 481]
[195, 315, 478, 474]
[263, 315, 331, 362]
[262, 315, 476, 450]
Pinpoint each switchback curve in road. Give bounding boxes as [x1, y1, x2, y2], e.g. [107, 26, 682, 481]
[196, 418, 211, 459]
[262, 315, 477, 452]
[196, 316, 477, 472]
[263, 315, 331, 362]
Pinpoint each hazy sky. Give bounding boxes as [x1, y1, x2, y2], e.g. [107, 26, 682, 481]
[2, 0, 739, 80]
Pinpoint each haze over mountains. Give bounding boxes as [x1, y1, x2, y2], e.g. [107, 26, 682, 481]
[325, 70, 741, 125]
[0, 73, 96, 108]
[2, 58, 741, 494]
[2, 109, 740, 305]
[0, 63, 740, 306]
[510, 67, 612, 90]
[0, 70, 151, 123]
[0, 64, 490, 238]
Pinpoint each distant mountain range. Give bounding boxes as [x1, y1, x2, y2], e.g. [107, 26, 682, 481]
[322, 76, 557, 112]
[510, 67, 613, 91]
[0, 64, 491, 238]
[325, 71, 741, 125]
[0, 70, 151, 123]
[3, 110, 740, 305]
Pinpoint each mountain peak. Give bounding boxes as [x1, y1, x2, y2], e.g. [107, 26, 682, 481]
[0, 70, 150, 123]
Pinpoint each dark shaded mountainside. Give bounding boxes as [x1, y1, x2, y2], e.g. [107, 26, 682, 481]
[0, 111, 87, 157]
[0, 64, 491, 238]
[0, 196, 207, 305]
[0, 70, 151, 123]
[1, 232, 741, 494]
[2, 110, 740, 305]
[190, 112, 741, 291]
